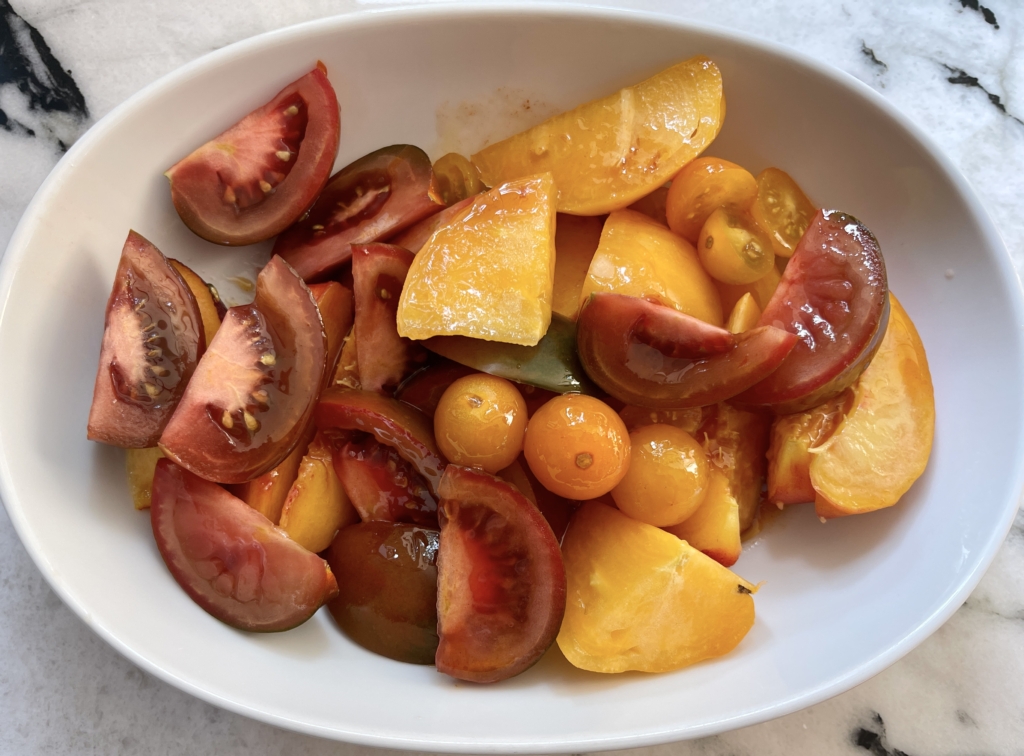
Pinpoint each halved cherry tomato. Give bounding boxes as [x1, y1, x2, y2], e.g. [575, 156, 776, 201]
[150, 459, 338, 631]
[88, 231, 204, 448]
[274, 145, 445, 281]
[751, 167, 817, 258]
[665, 158, 758, 244]
[734, 210, 889, 413]
[352, 243, 428, 393]
[159, 256, 327, 483]
[166, 65, 340, 246]
[435, 465, 566, 683]
[325, 522, 440, 664]
[576, 293, 797, 408]
[432, 152, 486, 206]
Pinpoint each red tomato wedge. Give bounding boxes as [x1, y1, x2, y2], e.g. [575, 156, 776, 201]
[576, 293, 797, 408]
[435, 465, 566, 683]
[315, 387, 446, 495]
[734, 210, 889, 413]
[150, 458, 338, 631]
[273, 145, 444, 281]
[88, 231, 205, 448]
[166, 65, 340, 246]
[159, 256, 327, 483]
[352, 243, 427, 393]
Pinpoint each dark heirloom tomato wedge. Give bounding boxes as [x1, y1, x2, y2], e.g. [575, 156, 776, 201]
[735, 210, 889, 413]
[159, 256, 327, 483]
[435, 466, 566, 683]
[150, 459, 338, 632]
[274, 145, 445, 281]
[314, 387, 446, 495]
[88, 231, 205, 448]
[325, 522, 440, 664]
[577, 293, 797, 409]
[352, 243, 427, 393]
[333, 435, 439, 527]
[166, 65, 340, 246]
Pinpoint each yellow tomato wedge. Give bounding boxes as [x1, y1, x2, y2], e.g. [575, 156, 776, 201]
[664, 469, 742, 568]
[125, 447, 164, 510]
[279, 432, 358, 553]
[397, 173, 556, 346]
[726, 292, 762, 334]
[472, 57, 724, 215]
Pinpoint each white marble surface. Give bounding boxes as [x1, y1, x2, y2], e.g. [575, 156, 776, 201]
[1, 0, 1023, 753]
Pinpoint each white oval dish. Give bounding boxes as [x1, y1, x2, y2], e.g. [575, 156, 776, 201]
[1, 5, 1022, 752]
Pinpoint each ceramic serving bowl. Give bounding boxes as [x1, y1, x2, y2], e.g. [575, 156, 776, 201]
[1, 5, 1021, 752]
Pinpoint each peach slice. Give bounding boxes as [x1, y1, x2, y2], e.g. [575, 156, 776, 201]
[579, 209, 723, 326]
[716, 264, 780, 316]
[472, 57, 723, 215]
[169, 259, 221, 347]
[665, 469, 741, 567]
[308, 281, 354, 383]
[558, 501, 755, 673]
[726, 292, 762, 334]
[552, 214, 603, 320]
[125, 447, 165, 510]
[397, 173, 557, 346]
[229, 424, 315, 524]
[811, 295, 934, 517]
[279, 432, 358, 553]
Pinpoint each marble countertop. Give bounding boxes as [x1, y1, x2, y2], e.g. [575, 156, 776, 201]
[1, 0, 1023, 753]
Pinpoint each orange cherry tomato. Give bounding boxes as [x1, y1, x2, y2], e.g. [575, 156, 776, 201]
[611, 424, 710, 527]
[750, 167, 816, 258]
[666, 158, 758, 244]
[434, 374, 527, 473]
[698, 207, 775, 285]
[523, 395, 630, 500]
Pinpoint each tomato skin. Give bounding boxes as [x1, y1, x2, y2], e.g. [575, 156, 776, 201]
[274, 145, 444, 281]
[150, 459, 338, 632]
[166, 66, 340, 246]
[159, 256, 328, 484]
[734, 210, 889, 413]
[435, 465, 566, 683]
[88, 231, 205, 448]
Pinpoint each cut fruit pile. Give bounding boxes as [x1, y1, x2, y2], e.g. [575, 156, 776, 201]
[87, 57, 934, 683]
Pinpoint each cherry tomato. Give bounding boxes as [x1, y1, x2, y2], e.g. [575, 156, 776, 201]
[611, 424, 710, 527]
[159, 256, 327, 484]
[166, 65, 340, 246]
[274, 145, 445, 281]
[665, 157, 758, 243]
[325, 522, 440, 664]
[432, 152, 486, 206]
[734, 210, 889, 413]
[523, 394, 630, 500]
[150, 459, 338, 631]
[751, 167, 817, 258]
[698, 208, 775, 285]
[434, 374, 527, 474]
[435, 465, 566, 683]
[88, 231, 204, 448]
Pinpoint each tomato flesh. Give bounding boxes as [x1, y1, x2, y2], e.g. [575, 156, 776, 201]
[435, 465, 566, 683]
[325, 522, 440, 664]
[166, 66, 340, 246]
[274, 145, 444, 281]
[734, 210, 889, 413]
[159, 256, 327, 483]
[88, 231, 205, 448]
[150, 459, 338, 631]
[576, 293, 797, 408]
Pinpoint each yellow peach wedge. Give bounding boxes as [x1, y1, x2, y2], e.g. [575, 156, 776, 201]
[716, 263, 781, 316]
[169, 259, 221, 347]
[665, 469, 741, 568]
[229, 425, 315, 524]
[397, 173, 556, 346]
[279, 432, 358, 553]
[472, 57, 724, 215]
[558, 501, 755, 673]
[552, 214, 603, 320]
[726, 292, 762, 334]
[579, 209, 723, 326]
[810, 295, 934, 518]
[125, 447, 165, 510]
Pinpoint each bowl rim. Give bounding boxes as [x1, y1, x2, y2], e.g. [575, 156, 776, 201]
[2, 2, 1023, 751]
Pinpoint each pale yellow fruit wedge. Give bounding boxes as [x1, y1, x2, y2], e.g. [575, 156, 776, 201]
[726, 292, 762, 334]
[279, 433, 358, 553]
[558, 501, 755, 673]
[472, 57, 724, 215]
[552, 214, 603, 320]
[397, 174, 556, 346]
[125, 447, 164, 510]
[665, 470, 741, 568]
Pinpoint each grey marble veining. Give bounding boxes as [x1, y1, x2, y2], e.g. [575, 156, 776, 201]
[1, 1, 1023, 754]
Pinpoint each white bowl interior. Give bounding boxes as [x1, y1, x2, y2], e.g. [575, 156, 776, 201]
[1, 7, 1021, 752]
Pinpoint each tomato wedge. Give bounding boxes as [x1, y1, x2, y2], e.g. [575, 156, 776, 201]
[576, 293, 797, 408]
[159, 256, 327, 483]
[435, 465, 566, 683]
[87, 231, 205, 448]
[166, 65, 340, 246]
[150, 459, 337, 631]
[734, 210, 889, 413]
[274, 145, 445, 281]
